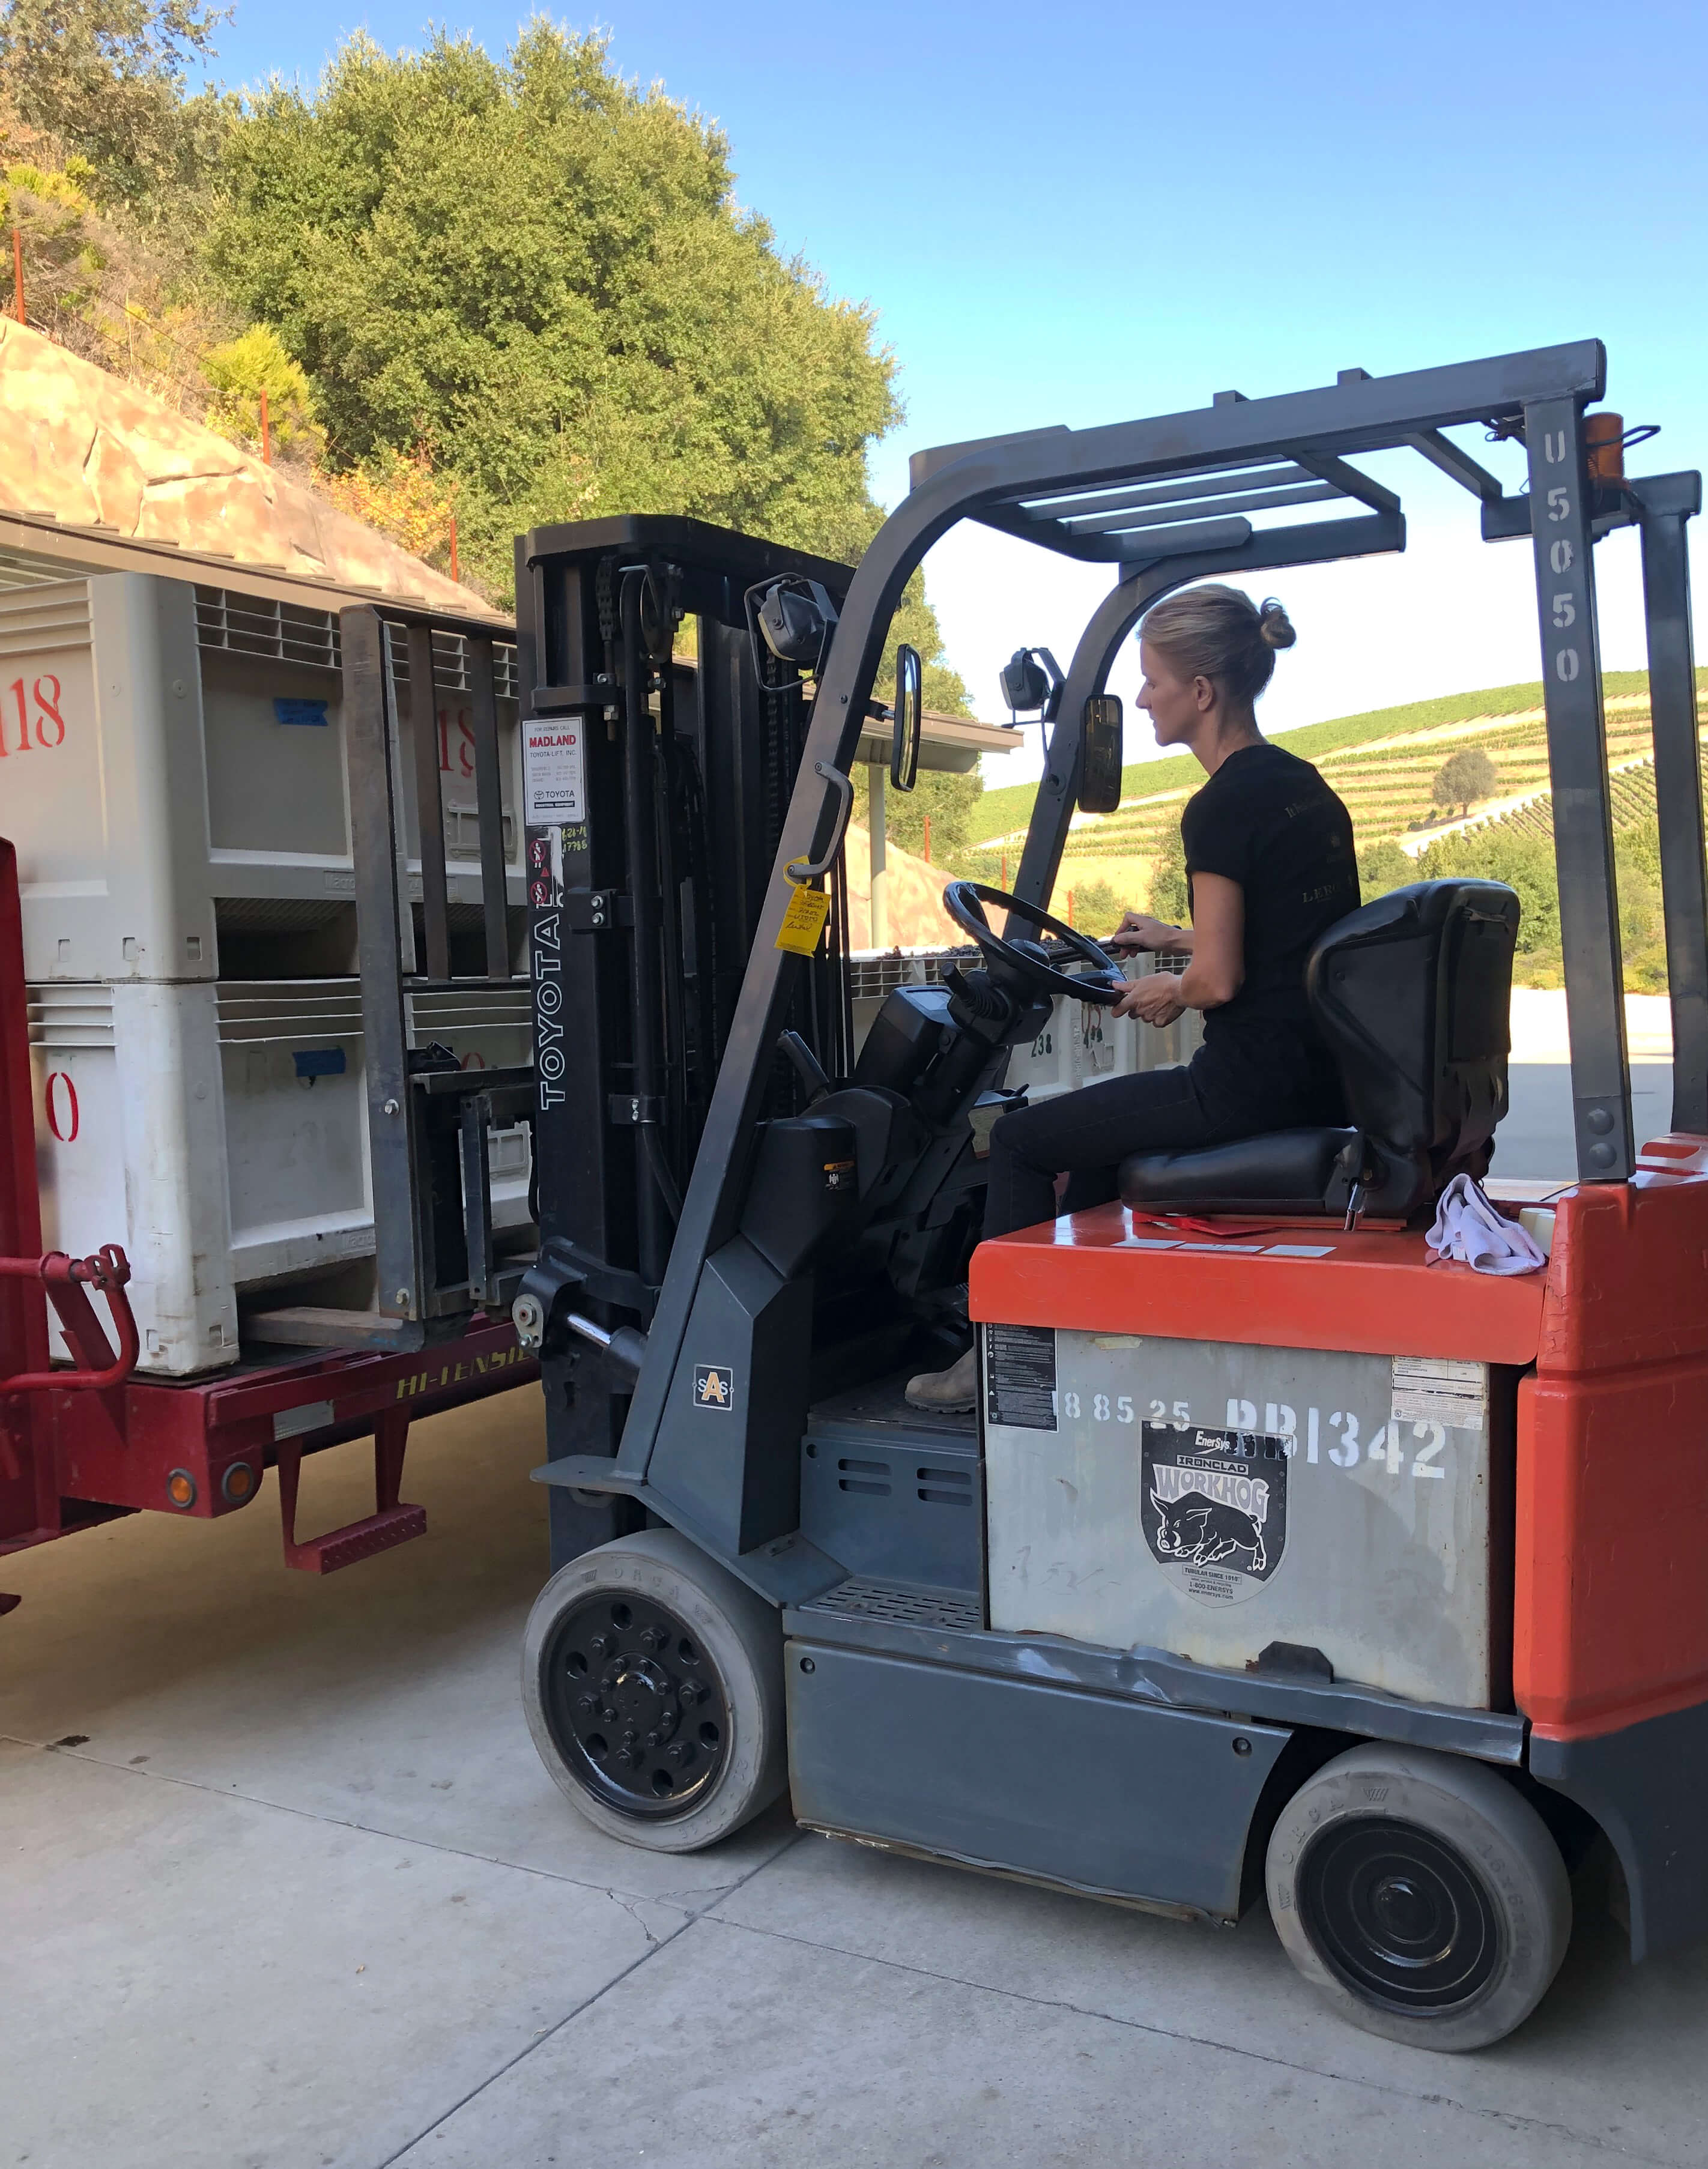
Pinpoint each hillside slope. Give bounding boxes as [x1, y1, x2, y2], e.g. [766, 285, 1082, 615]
[975, 670, 1698, 852]
[966, 667, 1708, 988]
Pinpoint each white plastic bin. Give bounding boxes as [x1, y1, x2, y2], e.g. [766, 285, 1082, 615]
[2, 571, 531, 1375]
[0, 573, 523, 984]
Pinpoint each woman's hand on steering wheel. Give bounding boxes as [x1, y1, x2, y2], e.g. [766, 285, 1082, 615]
[1110, 910, 1184, 954]
[1113, 972, 1187, 1027]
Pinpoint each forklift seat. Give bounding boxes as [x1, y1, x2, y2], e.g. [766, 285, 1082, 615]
[1117, 880, 1521, 1221]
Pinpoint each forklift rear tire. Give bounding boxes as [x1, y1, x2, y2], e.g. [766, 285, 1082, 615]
[522, 1528, 787, 1853]
[1265, 1744, 1572, 2052]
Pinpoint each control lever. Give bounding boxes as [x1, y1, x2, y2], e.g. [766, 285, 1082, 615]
[777, 1028, 831, 1101]
[562, 1310, 649, 1385]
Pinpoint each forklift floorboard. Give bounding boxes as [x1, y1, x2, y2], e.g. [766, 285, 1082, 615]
[807, 1369, 977, 1438]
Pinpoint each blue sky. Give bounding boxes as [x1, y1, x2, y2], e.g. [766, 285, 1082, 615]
[202, 2, 1708, 769]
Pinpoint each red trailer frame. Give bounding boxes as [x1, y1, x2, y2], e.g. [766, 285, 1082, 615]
[0, 841, 539, 1599]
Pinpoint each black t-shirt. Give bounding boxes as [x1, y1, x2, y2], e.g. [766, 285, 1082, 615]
[1178, 741, 1360, 1125]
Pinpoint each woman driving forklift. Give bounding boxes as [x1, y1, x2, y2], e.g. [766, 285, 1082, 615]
[907, 582, 1361, 1411]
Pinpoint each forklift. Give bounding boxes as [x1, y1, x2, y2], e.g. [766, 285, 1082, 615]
[509, 343, 1708, 2051]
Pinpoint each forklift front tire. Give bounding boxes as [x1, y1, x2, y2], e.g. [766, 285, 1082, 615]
[522, 1528, 787, 1853]
[1265, 1744, 1572, 2053]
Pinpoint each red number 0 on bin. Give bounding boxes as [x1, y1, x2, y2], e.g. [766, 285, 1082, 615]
[46, 1072, 79, 1143]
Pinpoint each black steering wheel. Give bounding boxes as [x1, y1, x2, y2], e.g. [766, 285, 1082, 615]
[940, 882, 1130, 1007]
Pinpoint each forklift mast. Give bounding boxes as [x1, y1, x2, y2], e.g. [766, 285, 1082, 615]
[511, 518, 859, 1563]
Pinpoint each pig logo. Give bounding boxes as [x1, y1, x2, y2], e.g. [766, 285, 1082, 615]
[1150, 1489, 1267, 1572]
[1140, 1420, 1288, 1601]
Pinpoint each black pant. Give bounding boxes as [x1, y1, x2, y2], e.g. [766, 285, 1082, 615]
[983, 1064, 1255, 1240]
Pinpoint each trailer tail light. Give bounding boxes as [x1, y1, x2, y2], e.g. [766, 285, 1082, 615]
[165, 1469, 198, 1510]
[220, 1460, 257, 1505]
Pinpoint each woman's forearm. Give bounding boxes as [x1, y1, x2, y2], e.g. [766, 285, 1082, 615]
[1177, 952, 1241, 1011]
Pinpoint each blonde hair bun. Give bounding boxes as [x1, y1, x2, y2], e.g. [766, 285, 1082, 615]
[1138, 583, 1296, 703]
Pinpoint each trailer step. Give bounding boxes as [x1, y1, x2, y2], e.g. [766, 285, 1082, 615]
[275, 1409, 426, 1573]
[284, 1502, 428, 1574]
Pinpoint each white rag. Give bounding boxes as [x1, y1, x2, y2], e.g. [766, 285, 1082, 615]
[1425, 1173, 1548, 1277]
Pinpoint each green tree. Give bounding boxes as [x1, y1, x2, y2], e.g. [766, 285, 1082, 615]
[208, 26, 906, 600]
[1147, 824, 1190, 924]
[1064, 877, 1131, 939]
[852, 762, 981, 864]
[202, 322, 321, 460]
[1418, 826, 1558, 955]
[1357, 838, 1414, 898]
[1431, 745, 1497, 815]
[0, 0, 232, 206]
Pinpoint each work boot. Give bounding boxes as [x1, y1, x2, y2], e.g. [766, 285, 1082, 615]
[904, 1344, 977, 1412]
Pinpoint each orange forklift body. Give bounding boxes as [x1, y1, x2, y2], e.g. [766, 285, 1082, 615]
[972, 1140, 1708, 1751]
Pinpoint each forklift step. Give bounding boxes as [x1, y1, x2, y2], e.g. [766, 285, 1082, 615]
[804, 1577, 982, 1633]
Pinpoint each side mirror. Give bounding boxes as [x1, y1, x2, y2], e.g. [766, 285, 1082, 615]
[1079, 695, 1123, 813]
[891, 644, 923, 793]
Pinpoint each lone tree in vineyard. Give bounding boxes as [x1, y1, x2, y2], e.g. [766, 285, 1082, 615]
[1432, 745, 1497, 815]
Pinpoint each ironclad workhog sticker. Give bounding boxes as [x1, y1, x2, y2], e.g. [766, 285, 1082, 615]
[1140, 1422, 1288, 1606]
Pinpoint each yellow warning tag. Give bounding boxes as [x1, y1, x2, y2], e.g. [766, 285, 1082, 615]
[775, 884, 832, 955]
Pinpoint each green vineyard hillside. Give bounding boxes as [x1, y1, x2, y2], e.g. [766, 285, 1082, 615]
[967, 667, 1708, 987]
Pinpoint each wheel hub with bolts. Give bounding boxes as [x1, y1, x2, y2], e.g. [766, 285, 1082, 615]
[545, 1591, 728, 1816]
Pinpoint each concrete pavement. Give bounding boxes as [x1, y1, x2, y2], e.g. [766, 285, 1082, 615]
[7, 1381, 1708, 2169]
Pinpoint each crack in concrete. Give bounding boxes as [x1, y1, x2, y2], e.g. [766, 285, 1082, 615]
[371, 1841, 800, 2168]
[692, 1914, 1689, 2169]
[603, 1888, 664, 1947]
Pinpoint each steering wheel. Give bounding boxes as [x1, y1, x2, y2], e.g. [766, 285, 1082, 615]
[940, 882, 1130, 1007]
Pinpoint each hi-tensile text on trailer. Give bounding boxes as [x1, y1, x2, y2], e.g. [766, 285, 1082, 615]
[509, 345, 1708, 2051]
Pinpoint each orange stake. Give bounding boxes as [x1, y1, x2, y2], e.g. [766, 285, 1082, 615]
[259, 386, 271, 464]
[1067, 889, 1074, 928]
[923, 814, 931, 865]
[449, 510, 459, 584]
[11, 229, 23, 326]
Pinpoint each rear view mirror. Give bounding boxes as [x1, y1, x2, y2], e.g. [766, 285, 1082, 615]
[892, 645, 923, 793]
[1079, 695, 1123, 813]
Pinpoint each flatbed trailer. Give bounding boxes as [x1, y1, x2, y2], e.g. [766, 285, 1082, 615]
[0, 821, 539, 1590]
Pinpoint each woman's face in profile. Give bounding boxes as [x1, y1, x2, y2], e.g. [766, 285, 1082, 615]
[1135, 640, 1207, 749]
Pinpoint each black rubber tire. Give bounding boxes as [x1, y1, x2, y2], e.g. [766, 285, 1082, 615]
[1266, 1744, 1572, 2052]
[521, 1528, 787, 1853]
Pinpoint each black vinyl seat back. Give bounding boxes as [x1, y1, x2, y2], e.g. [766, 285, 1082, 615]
[1117, 880, 1519, 1221]
[1305, 879, 1519, 1209]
